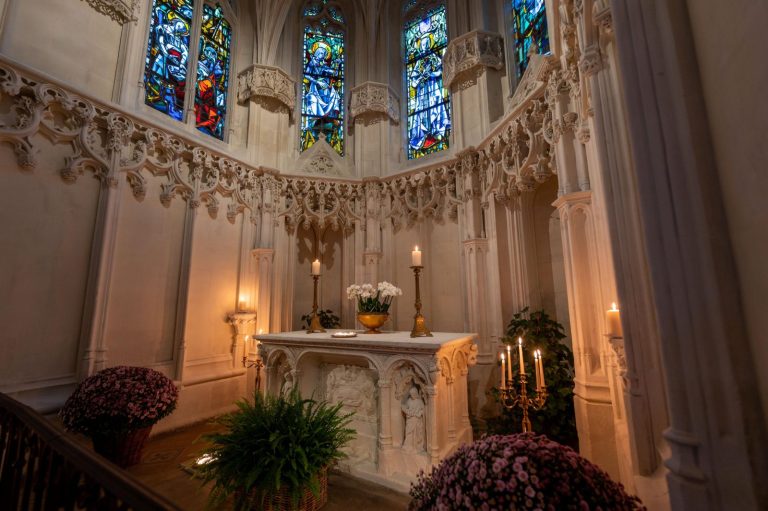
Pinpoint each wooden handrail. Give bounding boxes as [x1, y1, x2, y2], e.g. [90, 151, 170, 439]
[0, 392, 182, 510]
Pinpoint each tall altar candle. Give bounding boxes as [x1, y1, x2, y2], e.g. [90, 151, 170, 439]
[606, 302, 623, 337]
[412, 246, 422, 267]
[238, 294, 248, 311]
[534, 351, 541, 391]
[311, 259, 321, 275]
[500, 353, 506, 388]
[538, 350, 546, 387]
[506, 345, 512, 381]
[518, 337, 525, 375]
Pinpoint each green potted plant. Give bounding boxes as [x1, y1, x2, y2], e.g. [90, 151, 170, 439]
[488, 307, 578, 448]
[59, 366, 178, 467]
[198, 390, 355, 511]
[301, 309, 341, 330]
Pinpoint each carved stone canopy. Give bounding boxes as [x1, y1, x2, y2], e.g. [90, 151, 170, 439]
[442, 30, 505, 90]
[81, 0, 138, 24]
[237, 64, 297, 120]
[349, 82, 400, 125]
[295, 134, 354, 177]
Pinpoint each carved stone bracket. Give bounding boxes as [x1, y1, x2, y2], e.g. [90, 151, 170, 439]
[349, 82, 400, 125]
[507, 53, 555, 112]
[227, 312, 257, 336]
[442, 30, 504, 90]
[81, 0, 138, 24]
[237, 64, 296, 120]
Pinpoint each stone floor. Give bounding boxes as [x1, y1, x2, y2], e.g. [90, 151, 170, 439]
[126, 420, 411, 511]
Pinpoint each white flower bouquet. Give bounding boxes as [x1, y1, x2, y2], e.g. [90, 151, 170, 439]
[347, 281, 403, 313]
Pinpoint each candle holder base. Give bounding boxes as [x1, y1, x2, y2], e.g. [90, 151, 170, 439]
[306, 312, 326, 334]
[410, 313, 433, 338]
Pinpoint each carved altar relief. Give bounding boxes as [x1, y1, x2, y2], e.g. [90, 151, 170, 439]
[401, 387, 426, 453]
[324, 364, 378, 465]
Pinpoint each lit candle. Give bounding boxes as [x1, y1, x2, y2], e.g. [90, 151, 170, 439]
[534, 351, 541, 391]
[606, 302, 623, 338]
[311, 259, 321, 276]
[244, 335, 250, 356]
[506, 344, 513, 382]
[500, 353, 506, 388]
[538, 349, 546, 388]
[412, 246, 422, 267]
[238, 294, 248, 311]
[518, 337, 525, 375]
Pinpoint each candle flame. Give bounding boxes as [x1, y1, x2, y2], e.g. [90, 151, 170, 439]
[500, 353, 505, 361]
[314, 258, 319, 263]
[414, 245, 419, 251]
[611, 302, 618, 311]
[258, 329, 263, 334]
[518, 337, 522, 346]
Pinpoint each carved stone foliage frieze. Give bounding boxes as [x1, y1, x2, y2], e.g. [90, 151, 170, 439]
[82, 0, 138, 24]
[442, 31, 504, 90]
[278, 177, 364, 234]
[237, 64, 296, 120]
[0, 61, 260, 223]
[349, 82, 400, 125]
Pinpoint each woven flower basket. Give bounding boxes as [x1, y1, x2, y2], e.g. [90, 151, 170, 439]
[91, 425, 153, 468]
[242, 467, 328, 511]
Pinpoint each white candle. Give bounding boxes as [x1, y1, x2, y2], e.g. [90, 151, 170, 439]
[238, 294, 247, 311]
[506, 345, 513, 382]
[500, 353, 506, 388]
[534, 351, 541, 391]
[606, 302, 623, 338]
[538, 349, 546, 388]
[412, 246, 422, 267]
[311, 259, 321, 276]
[243, 335, 250, 356]
[518, 337, 525, 375]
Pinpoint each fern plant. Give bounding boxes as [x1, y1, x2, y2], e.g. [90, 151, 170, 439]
[198, 391, 355, 510]
[488, 307, 578, 448]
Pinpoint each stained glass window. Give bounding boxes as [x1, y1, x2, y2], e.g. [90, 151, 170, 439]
[405, 5, 451, 160]
[300, 2, 345, 156]
[144, 0, 194, 121]
[512, 0, 550, 78]
[195, 4, 232, 139]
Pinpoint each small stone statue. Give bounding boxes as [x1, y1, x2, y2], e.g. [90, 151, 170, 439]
[402, 386, 426, 452]
[281, 371, 295, 395]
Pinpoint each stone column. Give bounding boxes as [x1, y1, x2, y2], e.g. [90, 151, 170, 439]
[378, 379, 393, 448]
[349, 83, 399, 177]
[442, 31, 506, 147]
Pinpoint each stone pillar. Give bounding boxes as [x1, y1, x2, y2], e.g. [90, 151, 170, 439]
[349, 82, 399, 177]
[378, 379, 393, 448]
[443, 31, 505, 148]
[554, 191, 621, 481]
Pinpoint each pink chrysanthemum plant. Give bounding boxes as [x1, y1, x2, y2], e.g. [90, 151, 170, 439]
[409, 433, 645, 511]
[60, 366, 178, 436]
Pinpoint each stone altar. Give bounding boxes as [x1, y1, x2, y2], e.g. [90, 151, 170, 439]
[256, 330, 478, 491]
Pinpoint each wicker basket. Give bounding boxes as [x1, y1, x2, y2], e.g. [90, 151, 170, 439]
[241, 467, 328, 511]
[91, 425, 153, 468]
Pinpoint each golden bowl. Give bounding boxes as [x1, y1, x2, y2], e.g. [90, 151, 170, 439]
[356, 313, 389, 334]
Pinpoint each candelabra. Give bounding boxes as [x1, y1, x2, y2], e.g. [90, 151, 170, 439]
[499, 373, 548, 433]
[410, 265, 432, 337]
[307, 274, 326, 333]
[242, 353, 265, 391]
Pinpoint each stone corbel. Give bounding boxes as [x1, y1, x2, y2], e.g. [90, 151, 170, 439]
[442, 30, 504, 90]
[82, 0, 138, 24]
[227, 312, 257, 336]
[349, 82, 400, 125]
[237, 64, 296, 121]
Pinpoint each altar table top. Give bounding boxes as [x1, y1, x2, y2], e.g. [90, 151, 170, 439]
[256, 330, 478, 355]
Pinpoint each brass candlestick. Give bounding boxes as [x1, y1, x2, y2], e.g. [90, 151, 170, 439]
[410, 265, 432, 338]
[307, 274, 326, 333]
[499, 372, 548, 432]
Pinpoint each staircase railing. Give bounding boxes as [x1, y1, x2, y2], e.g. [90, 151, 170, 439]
[0, 392, 181, 510]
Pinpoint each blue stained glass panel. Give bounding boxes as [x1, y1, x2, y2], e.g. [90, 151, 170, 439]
[405, 5, 451, 160]
[144, 0, 194, 121]
[300, 26, 345, 155]
[513, 0, 550, 78]
[194, 4, 232, 139]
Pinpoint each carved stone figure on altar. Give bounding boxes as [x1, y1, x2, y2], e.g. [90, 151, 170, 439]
[280, 370, 295, 395]
[401, 386, 426, 453]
